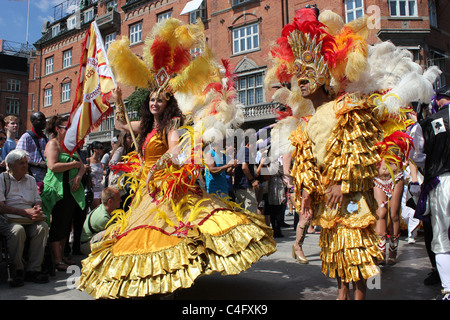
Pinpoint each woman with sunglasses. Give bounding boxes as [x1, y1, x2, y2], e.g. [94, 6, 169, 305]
[41, 115, 86, 272]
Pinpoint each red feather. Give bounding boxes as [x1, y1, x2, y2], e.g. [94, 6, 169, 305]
[168, 45, 190, 74]
[151, 36, 172, 72]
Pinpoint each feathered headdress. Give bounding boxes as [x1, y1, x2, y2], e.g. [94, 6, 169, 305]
[107, 18, 220, 99]
[266, 7, 336, 94]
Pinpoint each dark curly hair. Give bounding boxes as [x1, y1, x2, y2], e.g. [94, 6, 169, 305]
[138, 91, 183, 153]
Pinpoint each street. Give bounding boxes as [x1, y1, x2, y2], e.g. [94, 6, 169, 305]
[0, 214, 443, 301]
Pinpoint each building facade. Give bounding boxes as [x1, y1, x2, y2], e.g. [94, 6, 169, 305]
[0, 50, 29, 137]
[28, 0, 450, 144]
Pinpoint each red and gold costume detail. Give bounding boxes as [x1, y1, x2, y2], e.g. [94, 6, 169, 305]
[266, 8, 440, 283]
[78, 123, 276, 298]
[77, 18, 275, 299]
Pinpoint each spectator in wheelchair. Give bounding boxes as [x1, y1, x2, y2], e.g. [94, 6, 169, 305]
[0, 149, 49, 287]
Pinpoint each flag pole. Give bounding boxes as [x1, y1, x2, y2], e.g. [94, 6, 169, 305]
[115, 92, 144, 166]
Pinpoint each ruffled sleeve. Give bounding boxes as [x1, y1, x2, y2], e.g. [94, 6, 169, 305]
[290, 124, 325, 206]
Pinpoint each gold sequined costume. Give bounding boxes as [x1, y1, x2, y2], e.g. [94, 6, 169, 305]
[290, 94, 383, 282]
[266, 6, 439, 283]
[77, 126, 276, 298]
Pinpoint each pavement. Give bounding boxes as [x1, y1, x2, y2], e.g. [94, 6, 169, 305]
[0, 213, 444, 301]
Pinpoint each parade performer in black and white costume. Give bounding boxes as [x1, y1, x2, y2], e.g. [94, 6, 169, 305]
[411, 85, 450, 300]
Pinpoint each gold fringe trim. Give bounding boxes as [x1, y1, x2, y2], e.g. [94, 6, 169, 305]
[324, 94, 383, 193]
[319, 225, 382, 283]
[290, 126, 325, 209]
[77, 221, 276, 299]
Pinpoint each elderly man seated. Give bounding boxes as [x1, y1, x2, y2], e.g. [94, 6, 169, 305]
[80, 187, 121, 256]
[0, 149, 49, 287]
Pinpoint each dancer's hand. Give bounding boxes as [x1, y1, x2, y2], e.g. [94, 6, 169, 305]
[325, 184, 343, 209]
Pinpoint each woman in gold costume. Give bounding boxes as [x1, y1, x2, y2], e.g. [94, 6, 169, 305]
[266, 6, 440, 299]
[77, 19, 276, 299]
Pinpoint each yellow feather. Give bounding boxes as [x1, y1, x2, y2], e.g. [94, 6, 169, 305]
[108, 36, 152, 88]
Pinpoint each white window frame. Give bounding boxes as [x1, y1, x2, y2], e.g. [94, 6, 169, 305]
[63, 50, 72, 68]
[52, 24, 60, 37]
[67, 16, 77, 30]
[7, 79, 21, 92]
[233, 22, 260, 55]
[237, 72, 264, 106]
[105, 32, 116, 51]
[44, 88, 52, 107]
[106, 0, 117, 12]
[158, 11, 172, 23]
[61, 83, 71, 102]
[84, 8, 94, 23]
[389, 0, 418, 17]
[100, 110, 115, 131]
[6, 98, 20, 115]
[45, 56, 54, 75]
[189, 1, 206, 24]
[345, 0, 364, 23]
[129, 22, 142, 45]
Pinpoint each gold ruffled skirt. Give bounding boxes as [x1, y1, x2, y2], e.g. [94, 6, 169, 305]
[77, 179, 277, 299]
[313, 191, 382, 283]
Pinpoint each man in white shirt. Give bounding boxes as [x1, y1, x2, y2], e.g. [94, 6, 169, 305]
[0, 149, 49, 287]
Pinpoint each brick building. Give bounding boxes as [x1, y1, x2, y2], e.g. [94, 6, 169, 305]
[0, 48, 29, 137]
[29, 0, 450, 144]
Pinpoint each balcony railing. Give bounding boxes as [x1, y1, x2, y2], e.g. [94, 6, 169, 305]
[95, 9, 121, 30]
[241, 102, 277, 121]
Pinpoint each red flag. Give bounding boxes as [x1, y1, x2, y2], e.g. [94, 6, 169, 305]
[63, 21, 116, 155]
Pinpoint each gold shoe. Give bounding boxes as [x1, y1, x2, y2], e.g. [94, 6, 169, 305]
[292, 245, 309, 264]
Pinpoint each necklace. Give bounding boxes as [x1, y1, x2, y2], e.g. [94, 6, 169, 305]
[153, 122, 160, 130]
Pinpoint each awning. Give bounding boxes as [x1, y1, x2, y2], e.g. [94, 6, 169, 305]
[180, 0, 204, 15]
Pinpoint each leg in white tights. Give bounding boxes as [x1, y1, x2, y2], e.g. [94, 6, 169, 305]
[435, 252, 450, 299]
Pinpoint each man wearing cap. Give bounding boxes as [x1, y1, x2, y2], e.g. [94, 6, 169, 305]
[410, 84, 450, 300]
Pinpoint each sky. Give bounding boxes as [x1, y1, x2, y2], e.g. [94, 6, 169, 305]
[0, 0, 62, 46]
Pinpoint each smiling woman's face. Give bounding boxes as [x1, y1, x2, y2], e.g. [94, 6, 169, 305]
[149, 92, 167, 118]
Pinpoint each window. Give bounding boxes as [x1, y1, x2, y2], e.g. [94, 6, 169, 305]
[100, 110, 115, 131]
[67, 16, 77, 30]
[431, 51, 446, 88]
[45, 57, 54, 75]
[233, 0, 255, 6]
[345, 0, 364, 23]
[237, 72, 264, 106]
[158, 11, 172, 23]
[105, 32, 116, 51]
[190, 1, 206, 24]
[31, 93, 35, 111]
[52, 24, 60, 37]
[233, 23, 259, 55]
[44, 88, 52, 107]
[84, 8, 94, 23]
[62, 83, 71, 102]
[389, 0, 417, 17]
[429, 0, 437, 28]
[7, 79, 21, 92]
[63, 50, 72, 68]
[6, 99, 19, 115]
[106, 0, 117, 11]
[130, 22, 142, 44]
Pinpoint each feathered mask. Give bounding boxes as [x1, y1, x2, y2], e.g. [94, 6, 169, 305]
[268, 8, 336, 94]
[107, 18, 219, 99]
